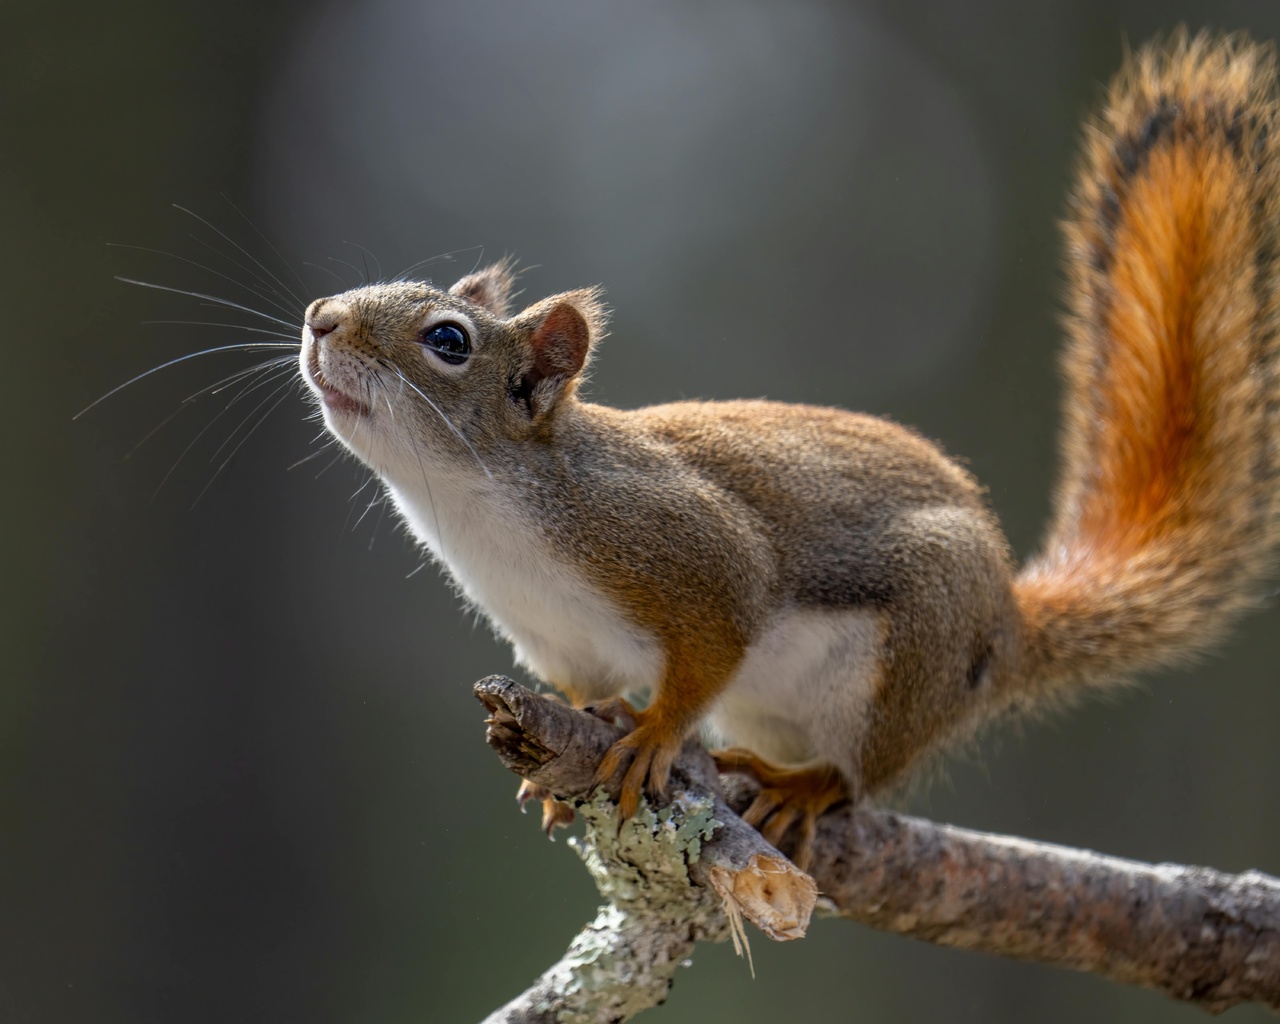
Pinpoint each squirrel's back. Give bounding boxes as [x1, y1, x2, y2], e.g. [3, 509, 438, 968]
[1016, 32, 1280, 697]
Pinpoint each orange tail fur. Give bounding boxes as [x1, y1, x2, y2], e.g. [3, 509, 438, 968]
[1015, 32, 1280, 696]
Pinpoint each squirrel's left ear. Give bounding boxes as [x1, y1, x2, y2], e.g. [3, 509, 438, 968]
[509, 287, 609, 415]
[449, 258, 519, 317]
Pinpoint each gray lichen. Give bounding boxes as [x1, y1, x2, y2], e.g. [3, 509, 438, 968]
[530, 791, 731, 1023]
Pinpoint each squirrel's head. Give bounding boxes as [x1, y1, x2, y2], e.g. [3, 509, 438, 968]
[300, 260, 608, 479]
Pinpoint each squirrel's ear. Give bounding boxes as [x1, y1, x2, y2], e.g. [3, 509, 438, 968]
[449, 258, 519, 317]
[510, 287, 608, 415]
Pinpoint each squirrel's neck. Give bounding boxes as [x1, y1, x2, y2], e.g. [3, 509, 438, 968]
[381, 397, 632, 561]
[379, 398, 665, 700]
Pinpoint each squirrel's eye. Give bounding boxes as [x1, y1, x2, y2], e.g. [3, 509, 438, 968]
[420, 323, 471, 366]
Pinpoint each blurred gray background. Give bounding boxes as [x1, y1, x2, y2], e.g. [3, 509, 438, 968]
[5, 1, 1280, 1021]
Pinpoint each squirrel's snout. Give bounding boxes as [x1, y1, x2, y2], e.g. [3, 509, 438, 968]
[304, 299, 346, 340]
[306, 315, 338, 340]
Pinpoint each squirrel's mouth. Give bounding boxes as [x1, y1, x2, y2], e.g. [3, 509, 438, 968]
[305, 345, 369, 417]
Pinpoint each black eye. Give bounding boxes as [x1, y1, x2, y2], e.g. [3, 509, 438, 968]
[419, 322, 471, 365]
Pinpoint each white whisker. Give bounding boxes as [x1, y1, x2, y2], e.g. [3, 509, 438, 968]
[377, 359, 492, 479]
[313, 451, 345, 480]
[126, 356, 296, 460]
[286, 441, 339, 473]
[150, 365, 298, 498]
[405, 559, 430, 578]
[191, 379, 297, 507]
[184, 233, 303, 319]
[344, 240, 383, 284]
[393, 246, 482, 283]
[206, 372, 302, 464]
[369, 490, 390, 549]
[140, 320, 298, 341]
[219, 192, 311, 300]
[201, 357, 298, 399]
[107, 242, 299, 323]
[327, 255, 364, 286]
[302, 260, 350, 289]
[385, 376, 449, 566]
[76, 341, 300, 419]
[114, 277, 300, 331]
[172, 203, 306, 309]
[353, 485, 385, 535]
[349, 472, 381, 503]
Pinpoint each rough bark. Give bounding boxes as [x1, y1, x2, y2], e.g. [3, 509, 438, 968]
[474, 676, 1280, 1020]
[478, 675, 814, 1023]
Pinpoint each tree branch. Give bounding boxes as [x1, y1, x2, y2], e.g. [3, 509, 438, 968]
[474, 676, 1280, 1020]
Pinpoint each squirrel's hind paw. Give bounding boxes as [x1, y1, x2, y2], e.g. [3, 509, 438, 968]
[713, 751, 850, 871]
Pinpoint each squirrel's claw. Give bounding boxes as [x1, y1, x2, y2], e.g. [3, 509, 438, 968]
[515, 778, 576, 836]
[539, 797, 576, 835]
[593, 715, 682, 821]
[583, 696, 641, 732]
[515, 777, 544, 811]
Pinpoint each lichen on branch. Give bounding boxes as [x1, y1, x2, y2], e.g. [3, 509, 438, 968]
[475, 676, 1280, 1021]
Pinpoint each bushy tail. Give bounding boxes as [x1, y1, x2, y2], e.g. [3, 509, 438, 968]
[1014, 32, 1280, 695]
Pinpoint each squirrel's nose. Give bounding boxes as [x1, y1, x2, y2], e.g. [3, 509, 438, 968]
[305, 304, 342, 339]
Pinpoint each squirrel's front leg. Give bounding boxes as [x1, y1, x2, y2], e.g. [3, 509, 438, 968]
[515, 685, 585, 834]
[593, 637, 742, 820]
[516, 779, 577, 834]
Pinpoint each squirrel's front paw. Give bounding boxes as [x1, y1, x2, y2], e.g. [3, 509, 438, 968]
[593, 713, 683, 820]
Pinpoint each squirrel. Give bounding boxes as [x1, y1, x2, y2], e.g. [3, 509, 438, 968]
[300, 32, 1280, 867]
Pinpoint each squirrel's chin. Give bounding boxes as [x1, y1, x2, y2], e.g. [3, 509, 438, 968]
[320, 386, 368, 418]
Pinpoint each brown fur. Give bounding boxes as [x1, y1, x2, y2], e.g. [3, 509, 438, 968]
[593, 401, 1016, 797]
[303, 32, 1280, 838]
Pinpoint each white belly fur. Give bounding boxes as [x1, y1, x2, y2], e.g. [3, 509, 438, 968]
[708, 607, 884, 775]
[388, 477, 881, 772]
[388, 477, 664, 701]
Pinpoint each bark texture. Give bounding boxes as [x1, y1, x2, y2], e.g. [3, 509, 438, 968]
[801, 797, 1280, 1014]
[478, 675, 814, 1023]
[475, 676, 1280, 1020]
